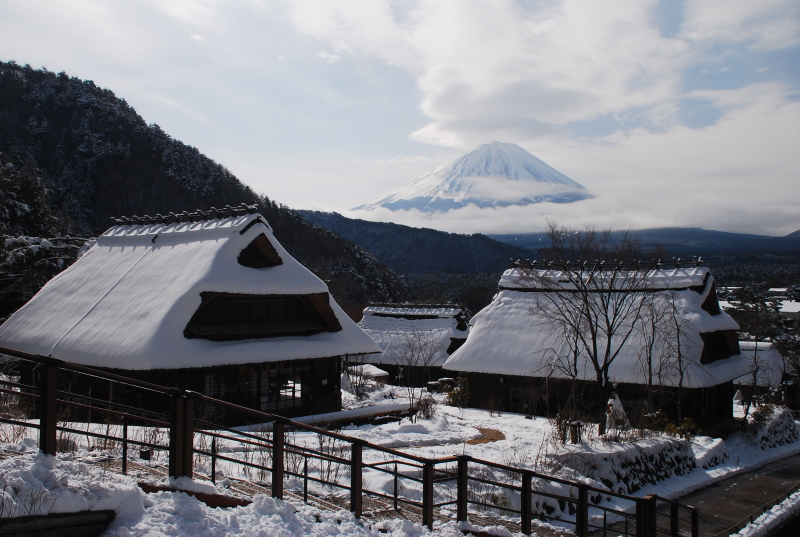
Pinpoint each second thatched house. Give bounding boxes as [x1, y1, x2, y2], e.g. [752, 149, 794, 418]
[442, 262, 752, 429]
[356, 304, 469, 385]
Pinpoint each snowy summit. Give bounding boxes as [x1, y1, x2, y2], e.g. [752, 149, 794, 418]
[353, 142, 591, 213]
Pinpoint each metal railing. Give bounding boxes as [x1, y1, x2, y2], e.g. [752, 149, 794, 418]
[0, 346, 698, 536]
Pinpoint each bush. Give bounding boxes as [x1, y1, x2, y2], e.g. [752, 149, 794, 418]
[446, 377, 469, 409]
[664, 418, 698, 442]
[416, 396, 438, 420]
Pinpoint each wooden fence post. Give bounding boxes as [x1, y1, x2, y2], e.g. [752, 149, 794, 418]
[457, 456, 468, 523]
[350, 442, 363, 518]
[636, 496, 649, 537]
[272, 421, 285, 499]
[168, 391, 196, 478]
[575, 485, 589, 537]
[182, 392, 196, 477]
[422, 462, 434, 529]
[521, 473, 532, 535]
[636, 494, 657, 537]
[670, 501, 679, 537]
[39, 360, 59, 456]
[122, 416, 128, 476]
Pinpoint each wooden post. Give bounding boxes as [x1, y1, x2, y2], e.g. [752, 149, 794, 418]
[169, 391, 196, 478]
[521, 473, 532, 535]
[670, 501, 679, 537]
[647, 494, 658, 536]
[182, 394, 195, 477]
[39, 361, 58, 456]
[169, 393, 185, 477]
[272, 421, 284, 499]
[303, 457, 308, 503]
[422, 462, 434, 529]
[211, 437, 217, 485]
[691, 508, 699, 537]
[122, 416, 128, 476]
[350, 442, 363, 518]
[575, 485, 589, 537]
[635, 496, 649, 537]
[393, 463, 399, 511]
[637, 494, 657, 537]
[457, 456, 468, 523]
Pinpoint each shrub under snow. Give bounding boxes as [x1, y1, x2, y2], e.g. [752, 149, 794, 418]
[744, 406, 799, 450]
[0, 440, 145, 520]
[555, 436, 696, 495]
[692, 436, 729, 469]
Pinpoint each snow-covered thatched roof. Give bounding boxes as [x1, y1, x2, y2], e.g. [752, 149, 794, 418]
[734, 342, 793, 387]
[363, 305, 463, 318]
[358, 305, 468, 367]
[0, 208, 379, 370]
[444, 267, 751, 388]
[348, 364, 389, 379]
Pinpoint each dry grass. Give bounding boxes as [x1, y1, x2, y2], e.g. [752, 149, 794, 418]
[466, 428, 506, 445]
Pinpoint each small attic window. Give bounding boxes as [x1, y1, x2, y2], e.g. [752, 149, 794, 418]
[699, 330, 740, 364]
[185, 292, 342, 341]
[238, 234, 282, 268]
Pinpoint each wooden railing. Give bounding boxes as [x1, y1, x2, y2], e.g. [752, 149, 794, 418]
[0, 347, 698, 536]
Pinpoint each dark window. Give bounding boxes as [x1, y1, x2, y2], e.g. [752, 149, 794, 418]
[238, 234, 282, 268]
[700, 330, 740, 364]
[446, 338, 466, 354]
[261, 362, 311, 411]
[185, 292, 342, 341]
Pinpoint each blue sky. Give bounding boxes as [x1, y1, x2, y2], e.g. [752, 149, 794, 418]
[1, 0, 798, 235]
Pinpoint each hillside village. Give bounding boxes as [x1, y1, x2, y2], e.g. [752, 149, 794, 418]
[1, 63, 800, 537]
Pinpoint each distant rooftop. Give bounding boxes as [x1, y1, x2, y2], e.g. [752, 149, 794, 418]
[363, 304, 463, 318]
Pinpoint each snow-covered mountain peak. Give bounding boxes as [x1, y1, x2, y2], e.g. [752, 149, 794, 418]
[354, 142, 592, 213]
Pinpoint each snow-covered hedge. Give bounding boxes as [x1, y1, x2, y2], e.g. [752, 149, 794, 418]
[692, 436, 729, 469]
[555, 436, 696, 495]
[745, 406, 799, 450]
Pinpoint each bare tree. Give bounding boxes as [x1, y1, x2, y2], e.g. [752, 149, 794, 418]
[518, 222, 655, 435]
[726, 285, 782, 417]
[388, 327, 445, 412]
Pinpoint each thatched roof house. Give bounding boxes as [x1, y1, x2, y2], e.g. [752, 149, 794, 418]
[442, 264, 752, 428]
[0, 205, 378, 416]
[357, 305, 469, 383]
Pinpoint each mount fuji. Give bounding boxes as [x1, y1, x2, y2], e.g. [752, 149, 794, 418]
[353, 142, 592, 213]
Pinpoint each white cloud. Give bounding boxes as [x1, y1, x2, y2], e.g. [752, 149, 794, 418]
[317, 50, 341, 63]
[286, 0, 692, 148]
[190, 33, 205, 42]
[349, 82, 800, 236]
[681, 0, 800, 50]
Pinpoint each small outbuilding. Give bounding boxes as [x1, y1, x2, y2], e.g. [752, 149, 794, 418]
[0, 205, 379, 418]
[357, 304, 469, 385]
[442, 263, 752, 429]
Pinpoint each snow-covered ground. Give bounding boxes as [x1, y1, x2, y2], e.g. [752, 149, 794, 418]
[0, 386, 799, 536]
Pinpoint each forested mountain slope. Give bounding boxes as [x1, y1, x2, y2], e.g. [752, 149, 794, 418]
[0, 62, 403, 317]
[300, 210, 534, 274]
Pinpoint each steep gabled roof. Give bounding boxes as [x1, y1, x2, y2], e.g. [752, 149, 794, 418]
[0, 207, 379, 369]
[358, 304, 468, 367]
[443, 267, 750, 388]
[734, 341, 792, 387]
